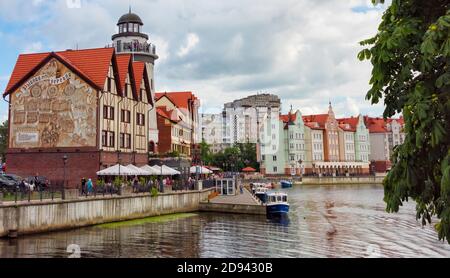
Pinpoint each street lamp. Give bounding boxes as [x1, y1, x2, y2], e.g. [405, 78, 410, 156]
[298, 159, 303, 181]
[63, 155, 68, 200]
[159, 161, 164, 193]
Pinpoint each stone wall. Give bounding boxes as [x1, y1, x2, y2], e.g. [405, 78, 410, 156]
[0, 190, 211, 237]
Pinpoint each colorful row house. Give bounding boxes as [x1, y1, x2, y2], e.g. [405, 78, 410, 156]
[260, 103, 402, 176]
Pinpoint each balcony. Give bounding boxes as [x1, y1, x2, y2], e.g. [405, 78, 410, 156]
[107, 41, 157, 56]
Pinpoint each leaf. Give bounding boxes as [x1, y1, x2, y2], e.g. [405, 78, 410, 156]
[436, 73, 450, 88]
[441, 38, 450, 57]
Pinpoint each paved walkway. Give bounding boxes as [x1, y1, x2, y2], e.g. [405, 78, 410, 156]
[209, 189, 261, 206]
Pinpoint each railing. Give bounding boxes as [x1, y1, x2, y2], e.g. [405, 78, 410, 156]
[0, 182, 65, 204]
[106, 41, 157, 55]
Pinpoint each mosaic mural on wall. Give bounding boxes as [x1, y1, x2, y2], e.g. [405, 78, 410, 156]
[10, 59, 97, 148]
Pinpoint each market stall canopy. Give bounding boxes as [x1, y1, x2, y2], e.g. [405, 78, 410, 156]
[152, 165, 181, 176]
[190, 166, 213, 175]
[242, 167, 257, 173]
[97, 164, 139, 176]
[126, 164, 152, 176]
[140, 165, 160, 175]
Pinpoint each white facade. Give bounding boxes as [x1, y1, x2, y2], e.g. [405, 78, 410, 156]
[369, 133, 390, 161]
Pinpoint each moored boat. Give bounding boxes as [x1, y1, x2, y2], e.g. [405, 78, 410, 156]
[266, 192, 290, 215]
[280, 180, 293, 189]
[255, 186, 269, 203]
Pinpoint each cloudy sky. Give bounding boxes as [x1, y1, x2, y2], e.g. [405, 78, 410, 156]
[0, 0, 390, 121]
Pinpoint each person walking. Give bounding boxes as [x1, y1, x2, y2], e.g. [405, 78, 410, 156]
[133, 176, 139, 193]
[87, 179, 93, 195]
[81, 178, 87, 196]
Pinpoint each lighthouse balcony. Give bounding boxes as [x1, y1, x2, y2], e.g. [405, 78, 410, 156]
[107, 41, 157, 57]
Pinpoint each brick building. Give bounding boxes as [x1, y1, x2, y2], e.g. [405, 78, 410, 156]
[2, 11, 159, 188]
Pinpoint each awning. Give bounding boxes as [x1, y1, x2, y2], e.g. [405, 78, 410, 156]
[126, 164, 153, 176]
[140, 165, 160, 175]
[190, 166, 213, 175]
[152, 165, 181, 176]
[313, 162, 370, 168]
[97, 164, 140, 176]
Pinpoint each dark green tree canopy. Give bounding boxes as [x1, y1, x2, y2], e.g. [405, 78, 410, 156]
[359, 0, 450, 242]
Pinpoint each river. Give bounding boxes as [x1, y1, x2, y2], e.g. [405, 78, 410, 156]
[1, 184, 449, 258]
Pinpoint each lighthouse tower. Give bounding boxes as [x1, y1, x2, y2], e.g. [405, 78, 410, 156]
[112, 8, 159, 64]
[112, 8, 159, 152]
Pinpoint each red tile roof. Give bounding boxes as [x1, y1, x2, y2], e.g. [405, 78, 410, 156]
[337, 117, 358, 132]
[156, 92, 198, 110]
[364, 117, 388, 133]
[116, 54, 132, 94]
[157, 106, 181, 123]
[132, 61, 145, 98]
[4, 47, 116, 97]
[279, 113, 297, 124]
[302, 114, 328, 130]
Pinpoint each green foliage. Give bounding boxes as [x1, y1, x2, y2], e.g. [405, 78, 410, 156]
[0, 120, 8, 161]
[139, 177, 146, 186]
[113, 176, 123, 188]
[151, 187, 159, 197]
[200, 142, 259, 172]
[96, 179, 105, 188]
[360, 0, 450, 242]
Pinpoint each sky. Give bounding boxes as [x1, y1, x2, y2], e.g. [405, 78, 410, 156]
[0, 0, 390, 121]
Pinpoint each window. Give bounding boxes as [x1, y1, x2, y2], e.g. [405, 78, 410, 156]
[273, 156, 277, 161]
[120, 133, 131, 149]
[273, 167, 278, 173]
[137, 113, 145, 126]
[102, 131, 107, 147]
[124, 84, 129, 98]
[103, 105, 115, 120]
[262, 155, 265, 161]
[102, 131, 115, 148]
[121, 109, 131, 123]
[107, 77, 112, 92]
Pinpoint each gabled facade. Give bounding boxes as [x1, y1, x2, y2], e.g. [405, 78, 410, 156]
[155, 92, 200, 159]
[3, 48, 156, 188]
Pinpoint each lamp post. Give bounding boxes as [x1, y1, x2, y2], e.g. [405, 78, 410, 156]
[63, 155, 68, 200]
[298, 159, 303, 181]
[159, 161, 164, 193]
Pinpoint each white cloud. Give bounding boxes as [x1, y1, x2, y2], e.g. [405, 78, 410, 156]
[0, 0, 390, 118]
[23, 41, 43, 54]
[177, 33, 200, 57]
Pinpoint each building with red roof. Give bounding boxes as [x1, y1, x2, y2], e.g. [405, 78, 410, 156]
[155, 92, 201, 160]
[2, 10, 159, 188]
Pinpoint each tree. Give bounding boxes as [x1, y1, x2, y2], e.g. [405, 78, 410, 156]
[199, 140, 213, 165]
[0, 120, 8, 161]
[359, 0, 450, 242]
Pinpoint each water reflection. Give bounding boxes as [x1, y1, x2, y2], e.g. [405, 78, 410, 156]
[1, 185, 450, 258]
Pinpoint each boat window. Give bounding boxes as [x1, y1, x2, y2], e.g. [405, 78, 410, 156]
[272, 196, 276, 202]
[283, 196, 287, 202]
[277, 196, 282, 202]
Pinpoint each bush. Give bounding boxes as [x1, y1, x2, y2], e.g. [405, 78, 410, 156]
[151, 187, 158, 197]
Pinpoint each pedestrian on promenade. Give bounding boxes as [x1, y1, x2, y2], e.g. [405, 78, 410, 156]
[87, 179, 93, 195]
[133, 176, 139, 193]
[81, 178, 87, 195]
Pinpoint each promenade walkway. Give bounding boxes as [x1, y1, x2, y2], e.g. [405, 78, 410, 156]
[209, 188, 261, 206]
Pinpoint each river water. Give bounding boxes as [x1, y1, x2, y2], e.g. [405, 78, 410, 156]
[1, 184, 450, 258]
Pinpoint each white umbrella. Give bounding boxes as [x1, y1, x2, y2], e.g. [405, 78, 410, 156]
[190, 166, 213, 175]
[140, 165, 160, 175]
[126, 164, 152, 176]
[97, 164, 139, 176]
[164, 165, 181, 175]
[152, 165, 180, 176]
